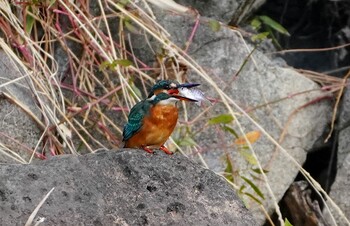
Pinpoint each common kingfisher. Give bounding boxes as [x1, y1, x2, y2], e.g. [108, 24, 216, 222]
[123, 80, 199, 154]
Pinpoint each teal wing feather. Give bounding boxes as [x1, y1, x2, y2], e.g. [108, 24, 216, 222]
[123, 100, 151, 141]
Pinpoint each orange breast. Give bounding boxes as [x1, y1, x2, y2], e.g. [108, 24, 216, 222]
[124, 105, 178, 148]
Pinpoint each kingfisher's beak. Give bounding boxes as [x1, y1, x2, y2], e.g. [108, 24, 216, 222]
[176, 83, 200, 89]
[167, 82, 200, 95]
[168, 82, 200, 101]
[172, 95, 198, 102]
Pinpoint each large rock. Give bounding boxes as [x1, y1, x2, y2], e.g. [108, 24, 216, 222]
[324, 152, 350, 226]
[130, 5, 331, 224]
[173, 0, 266, 24]
[174, 0, 238, 23]
[324, 85, 350, 225]
[337, 84, 350, 168]
[0, 150, 256, 225]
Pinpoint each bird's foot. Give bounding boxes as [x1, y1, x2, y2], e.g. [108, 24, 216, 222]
[160, 145, 173, 155]
[142, 146, 154, 154]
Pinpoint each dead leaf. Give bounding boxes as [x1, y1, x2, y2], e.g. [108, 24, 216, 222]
[234, 131, 261, 145]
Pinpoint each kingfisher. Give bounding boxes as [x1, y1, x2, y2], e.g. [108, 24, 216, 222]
[123, 80, 199, 155]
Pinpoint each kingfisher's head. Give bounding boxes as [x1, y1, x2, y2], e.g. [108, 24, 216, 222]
[148, 80, 200, 98]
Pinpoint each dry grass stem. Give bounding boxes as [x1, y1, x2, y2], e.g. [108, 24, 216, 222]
[0, 1, 348, 225]
[25, 187, 55, 226]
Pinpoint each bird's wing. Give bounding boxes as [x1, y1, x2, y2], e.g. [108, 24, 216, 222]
[123, 100, 151, 141]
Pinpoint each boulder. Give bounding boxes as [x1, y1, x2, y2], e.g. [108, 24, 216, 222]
[130, 6, 331, 224]
[0, 150, 256, 225]
[174, 0, 266, 24]
[324, 85, 350, 225]
[324, 152, 350, 226]
[174, 0, 238, 23]
[337, 84, 350, 168]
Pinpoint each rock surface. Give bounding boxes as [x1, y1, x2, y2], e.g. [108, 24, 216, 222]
[324, 152, 350, 226]
[130, 6, 331, 224]
[0, 51, 42, 163]
[0, 149, 256, 226]
[337, 84, 350, 168]
[324, 85, 350, 225]
[175, 0, 238, 23]
[0, 1, 335, 225]
[174, 0, 265, 24]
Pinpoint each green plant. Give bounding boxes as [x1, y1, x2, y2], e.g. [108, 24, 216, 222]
[250, 15, 290, 47]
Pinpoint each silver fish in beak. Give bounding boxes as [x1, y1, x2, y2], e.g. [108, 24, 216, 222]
[178, 86, 211, 106]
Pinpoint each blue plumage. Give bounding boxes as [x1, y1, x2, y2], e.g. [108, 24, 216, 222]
[123, 100, 151, 141]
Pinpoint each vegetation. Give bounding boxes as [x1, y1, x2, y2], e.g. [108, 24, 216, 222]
[0, 1, 349, 225]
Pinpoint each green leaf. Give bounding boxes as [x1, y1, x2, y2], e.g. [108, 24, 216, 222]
[117, 0, 130, 8]
[240, 145, 250, 150]
[208, 114, 234, 125]
[124, 20, 140, 34]
[251, 32, 270, 42]
[99, 61, 110, 71]
[99, 59, 133, 71]
[221, 125, 239, 138]
[243, 192, 263, 205]
[130, 82, 142, 99]
[250, 18, 261, 30]
[25, 7, 35, 35]
[251, 167, 269, 174]
[239, 184, 246, 193]
[224, 154, 234, 183]
[259, 15, 290, 36]
[239, 149, 258, 165]
[241, 176, 265, 199]
[284, 218, 293, 226]
[120, 0, 130, 4]
[180, 136, 197, 147]
[209, 20, 221, 32]
[113, 59, 133, 67]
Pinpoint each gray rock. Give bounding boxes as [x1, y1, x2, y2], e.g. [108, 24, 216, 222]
[0, 51, 42, 163]
[324, 85, 350, 225]
[324, 152, 350, 226]
[0, 149, 256, 226]
[130, 9, 331, 224]
[337, 84, 350, 168]
[175, 0, 239, 23]
[174, 0, 266, 24]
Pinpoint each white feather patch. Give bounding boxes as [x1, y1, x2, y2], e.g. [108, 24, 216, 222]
[158, 97, 179, 105]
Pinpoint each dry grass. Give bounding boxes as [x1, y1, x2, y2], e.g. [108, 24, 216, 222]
[0, 0, 349, 225]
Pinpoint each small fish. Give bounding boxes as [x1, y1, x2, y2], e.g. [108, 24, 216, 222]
[179, 87, 211, 106]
